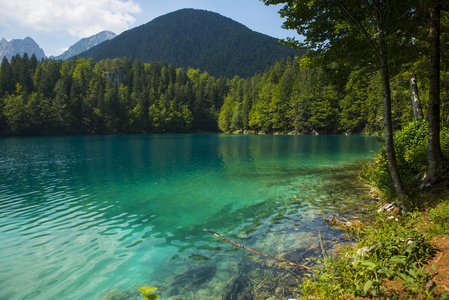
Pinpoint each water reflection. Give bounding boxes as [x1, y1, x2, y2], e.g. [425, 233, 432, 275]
[0, 134, 379, 300]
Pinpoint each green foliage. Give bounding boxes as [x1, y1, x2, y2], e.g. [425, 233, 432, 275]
[339, 70, 383, 135]
[138, 286, 159, 300]
[0, 53, 435, 137]
[394, 120, 429, 173]
[0, 56, 222, 135]
[3, 88, 29, 134]
[0, 57, 16, 97]
[220, 58, 356, 134]
[300, 216, 436, 299]
[363, 121, 429, 201]
[441, 126, 449, 150]
[363, 147, 396, 199]
[427, 201, 449, 236]
[78, 9, 301, 79]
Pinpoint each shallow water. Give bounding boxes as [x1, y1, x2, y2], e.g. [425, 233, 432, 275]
[0, 134, 379, 299]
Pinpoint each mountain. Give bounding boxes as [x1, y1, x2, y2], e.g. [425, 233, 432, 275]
[78, 9, 302, 78]
[0, 37, 46, 62]
[55, 31, 116, 60]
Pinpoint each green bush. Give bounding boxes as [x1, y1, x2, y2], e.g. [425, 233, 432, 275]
[427, 201, 449, 236]
[363, 120, 429, 201]
[441, 127, 449, 151]
[363, 146, 397, 200]
[300, 216, 436, 299]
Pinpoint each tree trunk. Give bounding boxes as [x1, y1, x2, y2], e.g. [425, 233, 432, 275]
[380, 56, 409, 201]
[409, 73, 424, 120]
[443, 97, 445, 128]
[424, 0, 444, 186]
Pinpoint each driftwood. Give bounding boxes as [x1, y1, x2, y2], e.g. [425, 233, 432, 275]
[203, 229, 313, 271]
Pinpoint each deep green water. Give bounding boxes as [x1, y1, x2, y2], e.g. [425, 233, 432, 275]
[0, 134, 379, 299]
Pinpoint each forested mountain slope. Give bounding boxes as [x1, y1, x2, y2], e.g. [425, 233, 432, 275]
[78, 9, 302, 78]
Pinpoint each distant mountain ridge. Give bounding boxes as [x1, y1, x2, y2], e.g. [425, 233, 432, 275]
[55, 31, 116, 60]
[0, 37, 46, 61]
[0, 32, 116, 64]
[78, 9, 303, 78]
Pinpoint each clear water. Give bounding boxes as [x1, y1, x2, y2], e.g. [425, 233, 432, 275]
[0, 134, 379, 299]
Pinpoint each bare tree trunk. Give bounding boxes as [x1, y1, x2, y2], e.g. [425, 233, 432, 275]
[424, 0, 444, 186]
[380, 56, 408, 201]
[409, 73, 424, 120]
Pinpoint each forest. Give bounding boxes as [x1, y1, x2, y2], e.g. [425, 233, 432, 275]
[0, 54, 227, 135]
[78, 9, 301, 79]
[1, 1, 449, 297]
[1, 52, 447, 137]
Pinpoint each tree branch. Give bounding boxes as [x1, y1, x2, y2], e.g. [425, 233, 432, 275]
[203, 229, 314, 271]
[335, 2, 382, 58]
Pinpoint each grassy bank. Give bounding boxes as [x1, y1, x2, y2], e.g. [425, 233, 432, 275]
[299, 198, 449, 299]
[298, 121, 449, 299]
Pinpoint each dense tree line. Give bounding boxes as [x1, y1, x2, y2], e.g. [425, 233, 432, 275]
[218, 57, 449, 135]
[0, 53, 448, 137]
[0, 55, 227, 135]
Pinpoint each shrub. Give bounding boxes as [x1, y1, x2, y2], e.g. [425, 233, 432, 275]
[363, 120, 429, 201]
[300, 216, 436, 299]
[427, 201, 449, 236]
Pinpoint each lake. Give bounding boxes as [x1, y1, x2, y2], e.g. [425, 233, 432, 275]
[0, 134, 379, 299]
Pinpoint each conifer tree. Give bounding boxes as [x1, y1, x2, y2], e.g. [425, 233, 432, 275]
[0, 57, 15, 97]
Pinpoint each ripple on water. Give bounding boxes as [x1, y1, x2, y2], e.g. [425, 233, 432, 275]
[0, 135, 379, 300]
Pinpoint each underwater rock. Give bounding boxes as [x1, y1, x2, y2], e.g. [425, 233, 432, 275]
[166, 263, 217, 296]
[278, 243, 321, 272]
[102, 289, 138, 300]
[257, 291, 271, 298]
[223, 274, 252, 300]
[188, 254, 211, 261]
[285, 277, 299, 287]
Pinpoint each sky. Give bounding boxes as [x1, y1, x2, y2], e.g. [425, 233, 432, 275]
[0, 0, 300, 57]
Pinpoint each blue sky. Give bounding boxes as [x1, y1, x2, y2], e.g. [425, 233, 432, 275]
[0, 0, 300, 57]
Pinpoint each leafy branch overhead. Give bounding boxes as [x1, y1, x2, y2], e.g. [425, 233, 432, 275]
[262, 0, 447, 201]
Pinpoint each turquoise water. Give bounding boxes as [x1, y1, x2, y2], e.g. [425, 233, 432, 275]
[0, 134, 379, 299]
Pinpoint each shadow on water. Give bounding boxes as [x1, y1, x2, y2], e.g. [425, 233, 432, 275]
[102, 162, 373, 300]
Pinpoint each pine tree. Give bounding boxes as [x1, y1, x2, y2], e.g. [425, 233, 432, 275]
[0, 57, 15, 97]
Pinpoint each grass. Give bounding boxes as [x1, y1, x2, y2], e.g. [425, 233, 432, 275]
[298, 196, 449, 299]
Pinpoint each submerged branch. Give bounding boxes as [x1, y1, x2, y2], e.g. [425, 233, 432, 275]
[203, 229, 314, 271]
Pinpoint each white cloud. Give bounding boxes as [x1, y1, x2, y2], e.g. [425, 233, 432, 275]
[0, 0, 141, 38]
[59, 47, 69, 53]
